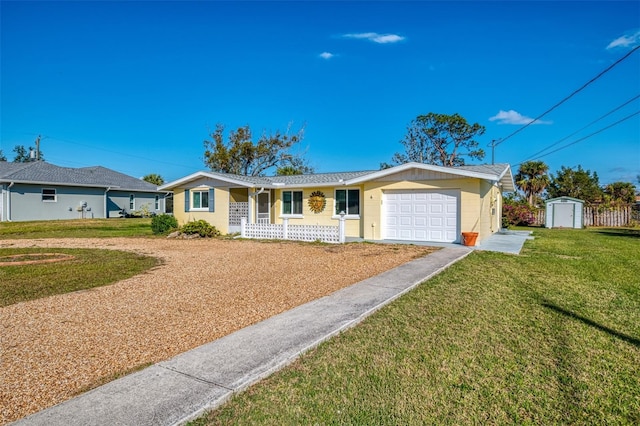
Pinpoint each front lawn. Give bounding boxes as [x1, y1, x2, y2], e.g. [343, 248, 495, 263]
[192, 228, 640, 425]
[0, 218, 154, 239]
[0, 247, 159, 306]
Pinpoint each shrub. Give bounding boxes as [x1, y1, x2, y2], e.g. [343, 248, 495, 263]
[151, 214, 178, 235]
[502, 203, 537, 227]
[180, 220, 220, 238]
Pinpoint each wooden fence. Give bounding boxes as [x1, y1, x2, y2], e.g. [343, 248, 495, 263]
[531, 205, 637, 227]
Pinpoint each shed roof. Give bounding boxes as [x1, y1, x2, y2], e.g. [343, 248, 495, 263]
[545, 196, 585, 204]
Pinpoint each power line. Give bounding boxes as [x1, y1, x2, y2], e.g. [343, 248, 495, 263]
[519, 93, 640, 162]
[513, 109, 640, 167]
[42, 135, 198, 171]
[495, 44, 640, 147]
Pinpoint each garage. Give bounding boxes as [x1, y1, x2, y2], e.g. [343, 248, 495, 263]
[383, 189, 459, 243]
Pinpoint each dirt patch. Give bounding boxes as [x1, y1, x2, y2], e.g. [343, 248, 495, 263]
[0, 253, 75, 266]
[0, 237, 435, 424]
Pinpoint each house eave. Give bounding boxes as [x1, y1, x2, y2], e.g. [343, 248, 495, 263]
[343, 162, 502, 185]
[160, 171, 259, 190]
[0, 179, 114, 189]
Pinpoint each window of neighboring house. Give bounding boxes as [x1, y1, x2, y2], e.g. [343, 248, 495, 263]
[42, 188, 57, 202]
[155, 195, 159, 210]
[192, 190, 209, 209]
[335, 189, 360, 216]
[282, 190, 303, 215]
[129, 194, 135, 210]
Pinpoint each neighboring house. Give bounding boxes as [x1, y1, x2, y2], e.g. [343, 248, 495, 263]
[0, 161, 168, 222]
[160, 162, 515, 244]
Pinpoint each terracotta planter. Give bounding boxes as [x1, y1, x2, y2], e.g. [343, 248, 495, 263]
[461, 232, 478, 247]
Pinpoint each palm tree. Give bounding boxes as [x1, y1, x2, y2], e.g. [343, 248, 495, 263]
[515, 161, 550, 206]
[142, 173, 164, 186]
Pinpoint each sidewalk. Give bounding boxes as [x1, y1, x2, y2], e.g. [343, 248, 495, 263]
[14, 246, 472, 426]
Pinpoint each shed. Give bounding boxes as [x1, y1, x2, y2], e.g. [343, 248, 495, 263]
[545, 197, 584, 228]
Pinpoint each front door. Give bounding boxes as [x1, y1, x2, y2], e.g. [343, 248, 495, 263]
[257, 191, 270, 224]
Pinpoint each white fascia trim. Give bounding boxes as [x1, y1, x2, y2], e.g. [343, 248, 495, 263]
[159, 171, 259, 190]
[269, 181, 347, 189]
[496, 165, 516, 192]
[343, 162, 498, 185]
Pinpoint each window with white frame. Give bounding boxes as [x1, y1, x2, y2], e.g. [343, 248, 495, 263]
[192, 190, 209, 209]
[155, 195, 159, 210]
[42, 188, 57, 202]
[129, 194, 135, 210]
[335, 189, 360, 215]
[282, 190, 303, 215]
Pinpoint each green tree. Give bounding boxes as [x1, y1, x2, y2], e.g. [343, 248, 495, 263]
[548, 165, 603, 205]
[386, 113, 485, 167]
[12, 145, 44, 163]
[514, 161, 550, 207]
[203, 123, 308, 176]
[603, 181, 636, 205]
[142, 173, 165, 186]
[0, 150, 6, 161]
[275, 157, 314, 175]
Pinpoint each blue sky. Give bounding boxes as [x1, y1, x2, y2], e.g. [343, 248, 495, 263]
[2, 1, 639, 186]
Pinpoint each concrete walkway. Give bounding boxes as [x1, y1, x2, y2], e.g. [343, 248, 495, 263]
[475, 229, 534, 255]
[348, 229, 534, 255]
[15, 246, 472, 426]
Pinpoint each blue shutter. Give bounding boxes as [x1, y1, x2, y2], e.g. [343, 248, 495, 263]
[184, 189, 190, 212]
[208, 188, 215, 212]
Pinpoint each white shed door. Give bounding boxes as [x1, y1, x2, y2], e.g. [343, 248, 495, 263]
[383, 190, 459, 242]
[553, 203, 575, 228]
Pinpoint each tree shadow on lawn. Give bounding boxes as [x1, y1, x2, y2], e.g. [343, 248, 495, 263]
[594, 228, 640, 239]
[541, 300, 640, 348]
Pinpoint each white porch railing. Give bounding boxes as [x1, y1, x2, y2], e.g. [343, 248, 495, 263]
[241, 217, 346, 243]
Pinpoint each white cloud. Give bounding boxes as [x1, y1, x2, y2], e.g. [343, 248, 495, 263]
[489, 110, 552, 125]
[319, 52, 334, 60]
[606, 29, 640, 49]
[342, 32, 405, 44]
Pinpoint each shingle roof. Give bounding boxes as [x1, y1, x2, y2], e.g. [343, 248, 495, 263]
[0, 161, 162, 192]
[160, 163, 514, 191]
[267, 170, 375, 186]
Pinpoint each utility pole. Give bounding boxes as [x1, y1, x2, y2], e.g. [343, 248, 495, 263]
[489, 139, 500, 165]
[35, 135, 41, 161]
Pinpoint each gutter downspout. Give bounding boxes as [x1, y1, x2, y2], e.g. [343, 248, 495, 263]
[104, 187, 111, 218]
[7, 182, 14, 222]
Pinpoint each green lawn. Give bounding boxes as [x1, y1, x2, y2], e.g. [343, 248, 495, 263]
[0, 219, 160, 306]
[0, 218, 154, 238]
[0, 247, 160, 306]
[192, 228, 640, 425]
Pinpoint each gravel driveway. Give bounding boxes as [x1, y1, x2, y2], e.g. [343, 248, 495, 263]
[0, 237, 434, 424]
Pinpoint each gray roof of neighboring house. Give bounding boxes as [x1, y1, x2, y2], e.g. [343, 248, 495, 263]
[0, 161, 162, 192]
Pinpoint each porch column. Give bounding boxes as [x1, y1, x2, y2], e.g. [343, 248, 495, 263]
[338, 211, 346, 243]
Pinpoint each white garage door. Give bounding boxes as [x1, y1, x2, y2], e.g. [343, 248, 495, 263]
[383, 190, 459, 243]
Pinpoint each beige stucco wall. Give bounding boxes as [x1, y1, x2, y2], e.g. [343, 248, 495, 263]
[362, 178, 500, 243]
[173, 187, 230, 234]
[229, 188, 248, 203]
[170, 177, 503, 243]
[271, 187, 363, 237]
